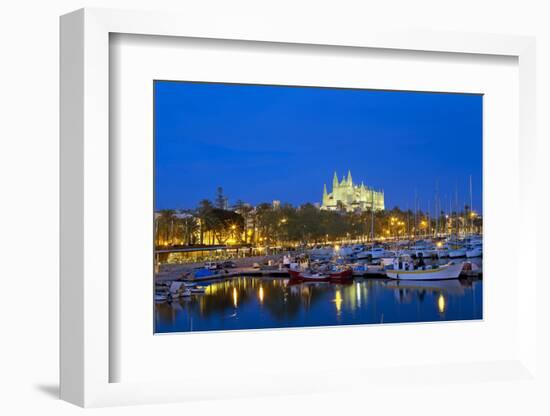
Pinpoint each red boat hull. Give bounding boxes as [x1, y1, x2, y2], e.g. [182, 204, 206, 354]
[288, 270, 303, 279]
[328, 268, 353, 283]
[288, 268, 352, 284]
[288, 269, 330, 282]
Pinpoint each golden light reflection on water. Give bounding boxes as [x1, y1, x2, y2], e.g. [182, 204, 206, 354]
[333, 289, 343, 314]
[438, 293, 446, 314]
[233, 287, 238, 308]
[259, 286, 264, 303]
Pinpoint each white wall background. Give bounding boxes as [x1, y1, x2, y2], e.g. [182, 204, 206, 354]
[0, 1, 548, 414]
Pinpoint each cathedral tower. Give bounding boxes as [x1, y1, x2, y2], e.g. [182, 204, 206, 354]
[321, 170, 385, 212]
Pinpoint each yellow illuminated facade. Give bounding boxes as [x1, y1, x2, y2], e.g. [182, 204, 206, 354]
[321, 170, 384, 212]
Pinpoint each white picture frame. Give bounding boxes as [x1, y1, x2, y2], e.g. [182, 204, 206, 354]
[60, 7, 538, 408]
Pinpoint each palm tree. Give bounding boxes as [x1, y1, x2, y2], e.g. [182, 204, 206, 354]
[233, 199, 254, 244]
[255, 203, 277, 245]
[156, 209, 176, 246]
[180, 213, 199, 245]
[196, 200, 215, 244]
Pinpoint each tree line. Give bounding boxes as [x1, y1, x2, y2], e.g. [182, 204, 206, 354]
[155, 198, 482, 248]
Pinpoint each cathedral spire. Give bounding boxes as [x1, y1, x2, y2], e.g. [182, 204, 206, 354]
[322, 171, 385, 212]
[322, 183, 329, 206]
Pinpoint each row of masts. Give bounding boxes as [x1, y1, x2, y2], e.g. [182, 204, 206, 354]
[367, 175, 479, 240]
[413, 174, 477, 238]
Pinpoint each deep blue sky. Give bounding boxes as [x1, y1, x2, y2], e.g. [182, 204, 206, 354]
[155, 81, 482, 214]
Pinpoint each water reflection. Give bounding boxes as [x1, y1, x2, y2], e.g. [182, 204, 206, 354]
[438, 293, 446, 315]
[155, 276, 482, 333]
[333, 289, 343, 316]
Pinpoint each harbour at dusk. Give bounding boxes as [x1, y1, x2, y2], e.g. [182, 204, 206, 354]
[154, 81, 483, 333]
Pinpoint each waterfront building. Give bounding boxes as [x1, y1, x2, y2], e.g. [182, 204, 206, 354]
[321, 170, 384, 212]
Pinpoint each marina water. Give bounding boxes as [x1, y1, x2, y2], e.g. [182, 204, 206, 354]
[155, 275, 482, 333]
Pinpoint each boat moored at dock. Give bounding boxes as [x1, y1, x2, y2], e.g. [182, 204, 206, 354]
[356, 246, 388, 260]
[385, 255, 464, 280]
[448, 248, 467, 258]
[288, 267, 353, 283]
[466, 244, 483, 258]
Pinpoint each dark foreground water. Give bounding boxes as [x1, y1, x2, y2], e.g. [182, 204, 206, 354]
[155, 276, 482, 333]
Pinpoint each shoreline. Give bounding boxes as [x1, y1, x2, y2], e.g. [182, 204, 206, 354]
[155, 253, 289, 282]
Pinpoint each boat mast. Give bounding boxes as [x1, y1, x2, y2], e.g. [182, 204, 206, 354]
[435, 179, 439, 238]
[406, 202, 410, 239]
[469, 175, 473, 235]
[434, 179, 441, 237]
[427, 198, 432, 236]
[449, 191, 454, 238]
[414, 189, 417, 240]
[443, 194, 449, 237]
[370, 190, 374, 242]
[455, 182, 460, 240]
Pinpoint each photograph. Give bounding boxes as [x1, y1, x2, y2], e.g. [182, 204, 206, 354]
[153, 80, 483, 333]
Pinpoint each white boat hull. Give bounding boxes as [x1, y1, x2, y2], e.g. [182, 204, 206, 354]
[466, 248, 482, 258]
[301, 274, 330, 281]
[448, 249, 466, 258]
[357, 250, 386, 259]
[386, 262, 464, 280]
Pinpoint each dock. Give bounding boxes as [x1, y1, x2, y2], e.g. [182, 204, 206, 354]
[157, 264, 481, 284]
[157, 266, 388, 283]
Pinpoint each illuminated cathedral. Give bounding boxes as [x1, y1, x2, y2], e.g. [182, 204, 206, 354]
[321, 171, 385, 212]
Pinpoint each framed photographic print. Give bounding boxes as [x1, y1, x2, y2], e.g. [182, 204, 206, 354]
[60, 8, 539, 408]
